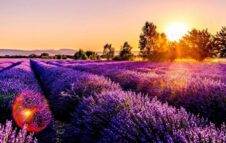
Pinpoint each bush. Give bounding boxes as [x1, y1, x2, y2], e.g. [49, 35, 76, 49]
[0, 120, 37, 143]
[64, 90, 226, 143]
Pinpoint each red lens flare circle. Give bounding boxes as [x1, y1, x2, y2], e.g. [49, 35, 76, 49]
[13, 91, 52, 132]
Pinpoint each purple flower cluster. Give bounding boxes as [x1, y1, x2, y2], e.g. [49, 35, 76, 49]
[0, 61, 48, 120]
[65, 90, 226, 143]
[0, 62, 13, 71]
[0, 60, 54, 143]
[0, 59, 22, 72]
[0, 120, 37, 143]
[31, 60, 226, 142]
[50, 61, 226, 125]
[31, 60, 121, 120]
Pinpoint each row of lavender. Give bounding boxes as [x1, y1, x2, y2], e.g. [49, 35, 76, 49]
[42, 60, 226, 87]
[31, 60, 226, 143]
[45, 60, 226, 84]
[30, 61, 120, 120]
[47, 60, 226, 126]
[0, 60, 52, 143]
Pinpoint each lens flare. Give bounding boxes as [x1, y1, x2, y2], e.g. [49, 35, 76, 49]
[13, 91, 52, 132]
[24, 109, 32, 118]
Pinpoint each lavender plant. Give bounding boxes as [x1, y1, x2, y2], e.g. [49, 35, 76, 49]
[0, 60, 54, 143]
[51, 61, 226, 125]
[64, 90, 226, 143]
[31, 60, 121, 121]
[0, 61, 41, 121]
[31, 60, 226, 142]
[0, 120, 37, 143]
[0, 59, 22, 72]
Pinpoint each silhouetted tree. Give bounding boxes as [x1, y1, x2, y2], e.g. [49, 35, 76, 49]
[139, 22, 159, 60]
[90, 53, 101, 60]
[157, 33, 168, 53]
[213, 27, 226, 58]
[182, 29, 214, 61]
[85, 51, 100, 60]
[85, 51, 94, 58]
[28, 54, 38, 58]
[119, 42, 133, 60]
[103, 44, 114, 60]
[40, 53, 49, 58]
[74, 49, 88, 60]
[152, 33, 175, 61]
[55, 54, 67, 59]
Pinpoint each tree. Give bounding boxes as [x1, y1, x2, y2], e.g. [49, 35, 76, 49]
[139, 22, 159, 60]
[89, 53, 101, 60]
[103, 44, 114, 60]
[177, 39, 191, 58]
[119, 42, 133, 60]
[152, 33, 174, 61]
[182, 29, 214, 61]
[40, 53, 49, 58]
[74, 49, 88, 60]
[85, 51, 100, 60]
[213, 27, 226, 58]
[55, 55, 67, 59]
[168, 42, 177, 62]
[85, 51, 95, 58]
[28, 54, 38, 58]
[157, 33, 168, 53]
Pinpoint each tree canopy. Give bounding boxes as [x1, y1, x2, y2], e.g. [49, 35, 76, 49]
[103, 44, 115, 60]
[119, 42, 133, 60]
[138, 21, 225, 61]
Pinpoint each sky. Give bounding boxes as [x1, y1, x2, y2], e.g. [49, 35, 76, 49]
[0, 0, 226, 51]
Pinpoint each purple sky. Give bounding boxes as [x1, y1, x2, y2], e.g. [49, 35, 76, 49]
[0, 0, 226, 51]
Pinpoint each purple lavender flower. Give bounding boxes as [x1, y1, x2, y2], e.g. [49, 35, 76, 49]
[0, 60, 54, 143]
[67, 90, 226, 143]
[31, 60, 121, 120]
[49, 61, 226, 125]
[31, 60, 226, 142]
[0, 120, 37, 143]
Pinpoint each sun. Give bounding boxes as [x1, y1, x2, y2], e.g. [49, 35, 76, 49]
[166, 22, 189, 41]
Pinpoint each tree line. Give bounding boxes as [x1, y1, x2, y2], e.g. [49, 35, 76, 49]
[75, 22, 226, 61]
[72, 42, 134, 60]
[1, 21, 225, 61]
[138, 22, 226, 61]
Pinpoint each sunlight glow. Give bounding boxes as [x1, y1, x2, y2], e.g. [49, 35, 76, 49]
[23, 109, 33, 119]
[166, 22, 189, 41]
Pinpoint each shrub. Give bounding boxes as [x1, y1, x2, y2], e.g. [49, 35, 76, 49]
[0, 120, 37, 143]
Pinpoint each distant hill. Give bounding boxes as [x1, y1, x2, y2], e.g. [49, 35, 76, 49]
[0, 49, 76, 56]
[0, 49, 140, 56]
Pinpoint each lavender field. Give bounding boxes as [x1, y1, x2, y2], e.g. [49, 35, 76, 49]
[0, 59, 225, 143]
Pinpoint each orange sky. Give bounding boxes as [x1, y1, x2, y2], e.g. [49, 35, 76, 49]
[0, 0, 226, 51]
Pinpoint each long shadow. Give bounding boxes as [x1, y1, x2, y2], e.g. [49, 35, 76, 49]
[0, 61, 23, 73]
[29, 60, 63, 143]
[29, 60, 54, 117]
